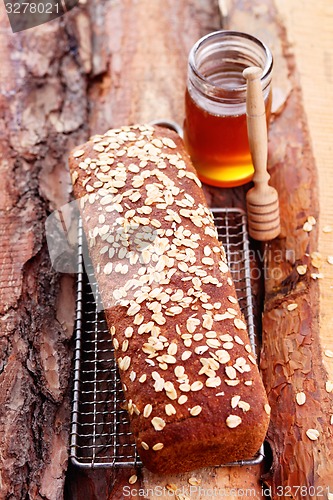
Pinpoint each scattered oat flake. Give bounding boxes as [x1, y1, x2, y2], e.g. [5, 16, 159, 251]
[238, 400, 250, 412]
[143, 404, 153, 418]
[71, 171, 78, 184]
[306, 428, 320, 441]
[178, 395, 188, 405]
[191, 381, 203, 391]
[307, 216, 317, 226]
[327, 256, 333, 265]
[311, 272, 324, 280]
[190, 405, 202, 416]
[231, 395, 241, 408]
[188, 477, 201, 486]
[264, 404, 271, 415]
[303, 221, 313, 232]
[324, 349, 333, 358]
[330, 415, 333, 425]
[311, 251, 323, 268]
[226, 414, 242, 428]
[323, 225, 332, 233]
[287, 303, 298, 312]
[234, 318, 247, 330]
[129, 474, 137, 484]
[166, 483, 178, 493]
[152, 442, 164, 451]
[248, 354, 256, 365]
[165, 404, 176, 416]
[162, 137, 177, 149]
[296, 392, 306, 405]
[297, 265, 307, 275]
[326, 380, 333, 393]
[73, 149, 85, 158]
[176, 494, 191, 500]
[182, 351, 192, 361]
[151, 417, 166, 431]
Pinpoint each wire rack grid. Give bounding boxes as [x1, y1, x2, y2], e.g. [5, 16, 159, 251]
[70, 207, 264, 469]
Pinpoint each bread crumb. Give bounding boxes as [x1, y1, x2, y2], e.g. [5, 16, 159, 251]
[287, 303, 298, 311]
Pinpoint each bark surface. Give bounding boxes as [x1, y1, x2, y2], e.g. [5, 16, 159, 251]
[0, 9, 89, 500]
[0, 0, 331, 498]
[228, 0, 333, 495]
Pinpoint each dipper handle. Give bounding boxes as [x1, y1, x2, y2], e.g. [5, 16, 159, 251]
[243, 66, 270, 191]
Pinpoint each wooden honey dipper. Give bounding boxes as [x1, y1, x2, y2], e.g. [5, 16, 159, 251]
[243, 66, 280, 241]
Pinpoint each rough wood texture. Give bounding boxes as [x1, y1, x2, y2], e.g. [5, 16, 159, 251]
[277, 0, 333, 439]
[1, 0, 332, 497]
[227, 0, 333, 495]
[0, 11, 88, 500]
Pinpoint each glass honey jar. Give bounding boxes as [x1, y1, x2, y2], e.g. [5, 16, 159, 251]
[183, 30, 273, 188]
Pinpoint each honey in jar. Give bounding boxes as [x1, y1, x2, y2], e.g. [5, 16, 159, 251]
[183, 31, 273, 188]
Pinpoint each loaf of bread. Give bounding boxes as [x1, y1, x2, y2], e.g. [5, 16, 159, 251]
[69, 124, 270, 474]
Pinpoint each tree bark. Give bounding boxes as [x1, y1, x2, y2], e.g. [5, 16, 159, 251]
[0, 10, 89, 500]
[1, 0, 331, 498]
[259, 21, 333, 500]
[226, 0, 333, 495]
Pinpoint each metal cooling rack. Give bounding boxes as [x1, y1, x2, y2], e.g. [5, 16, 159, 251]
[70, 207, 265, 469]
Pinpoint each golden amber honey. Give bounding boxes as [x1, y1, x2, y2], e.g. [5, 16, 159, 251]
[184, 30, 273, 188]
[184, 88, 272, 187]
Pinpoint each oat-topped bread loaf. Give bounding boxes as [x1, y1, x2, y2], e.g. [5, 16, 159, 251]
[69, 124, 270, 474]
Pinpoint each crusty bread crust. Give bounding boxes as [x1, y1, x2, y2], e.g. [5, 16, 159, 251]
[69, 124, 270, 474]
